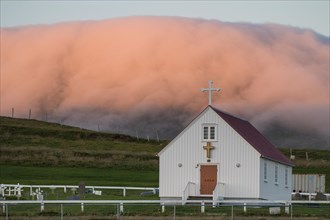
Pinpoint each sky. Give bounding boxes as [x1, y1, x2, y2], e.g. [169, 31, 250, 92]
[1, 1, 329, 148]
[1, 0, 329, 37]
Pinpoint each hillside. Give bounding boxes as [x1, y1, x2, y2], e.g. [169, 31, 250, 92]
[1, 116, 329, 191]
[0, 116, 166, 170]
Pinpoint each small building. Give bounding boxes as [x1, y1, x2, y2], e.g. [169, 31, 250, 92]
[158, 105, 293, 201]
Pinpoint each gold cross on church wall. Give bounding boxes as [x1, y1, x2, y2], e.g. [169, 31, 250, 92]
[203, 142, 214, 159]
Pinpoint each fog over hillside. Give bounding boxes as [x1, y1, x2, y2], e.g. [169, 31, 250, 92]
[1, 17, 329, 149]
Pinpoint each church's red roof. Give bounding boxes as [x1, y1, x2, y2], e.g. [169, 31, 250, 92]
[211, 106, 293, 166]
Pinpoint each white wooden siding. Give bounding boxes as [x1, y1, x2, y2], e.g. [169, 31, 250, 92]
[259, 158, 292, 200]
[159, 107, 262, 199]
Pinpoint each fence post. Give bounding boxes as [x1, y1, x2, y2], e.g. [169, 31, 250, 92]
[120, 203, 124, 214]
[243, 203, 247, 213]
[231, 205, 234, 220]
[17, 185, 21, 198]
[116, 204, 120, 218]
[41, 202, 44, 212]
[60, 204, 63, 220]
[81, 202, 84, 212]
[161, 203, 165, 213]
[201, 201, 205, 213]
[1, 185, 4, 196]
[291, 203, 293, 219]
[173, 205, 176, 220]
[285, 201, 289, 214]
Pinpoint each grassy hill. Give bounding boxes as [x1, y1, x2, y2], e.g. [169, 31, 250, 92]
[0, 116, 166, 170]
[0, 116, 329, 191]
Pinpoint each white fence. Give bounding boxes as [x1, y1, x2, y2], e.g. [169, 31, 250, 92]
[2, 183, 329, 201]
[0, 199, 329, 216]
[0, 183, 158, 198]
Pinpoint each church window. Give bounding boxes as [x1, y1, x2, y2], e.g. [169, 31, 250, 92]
[285, 167, 288, 186]
[202, 125, 217, 141]
[210, 127, 215, 139]
[275, 163, 279, 185]
[203, 127, 208, 140]
[264, 160, 267, 182]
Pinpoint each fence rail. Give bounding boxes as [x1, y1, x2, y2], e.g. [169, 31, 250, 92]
[0, 183, 158, 197]
[1, 199, 329, 219]
[1, 199, 329, 209]
[2, 183, 329, 201]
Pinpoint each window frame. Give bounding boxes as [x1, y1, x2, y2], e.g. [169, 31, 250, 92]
[202, 124, 217, 141]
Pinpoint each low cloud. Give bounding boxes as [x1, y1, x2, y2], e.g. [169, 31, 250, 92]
[1, 17, 329, 148]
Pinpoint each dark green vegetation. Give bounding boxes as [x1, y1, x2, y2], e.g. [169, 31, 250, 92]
[1, 116, 166, 170]
[0, 165, 158, 187]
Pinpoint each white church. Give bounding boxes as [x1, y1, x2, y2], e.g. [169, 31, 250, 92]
[158, 81, 293, 201]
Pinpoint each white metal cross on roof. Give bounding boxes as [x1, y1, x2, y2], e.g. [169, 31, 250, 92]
[201, 80, 221, 106]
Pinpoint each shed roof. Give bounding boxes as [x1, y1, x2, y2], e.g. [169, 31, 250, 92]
[211, 106, 293, 166]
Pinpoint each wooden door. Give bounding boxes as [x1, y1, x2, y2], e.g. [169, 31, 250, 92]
[200, 165, 217, 195]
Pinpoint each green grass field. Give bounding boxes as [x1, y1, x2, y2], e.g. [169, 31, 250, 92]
[0, 165, 158, 187]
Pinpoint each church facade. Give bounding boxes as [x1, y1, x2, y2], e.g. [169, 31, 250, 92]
[158, 105, 293, 201]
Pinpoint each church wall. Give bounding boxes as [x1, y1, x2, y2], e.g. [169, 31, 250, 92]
[159, 107, 261, 199]
[159, 107, 212, 198]
[215, 110, 261, 198]
[259, 158, 292, 200]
